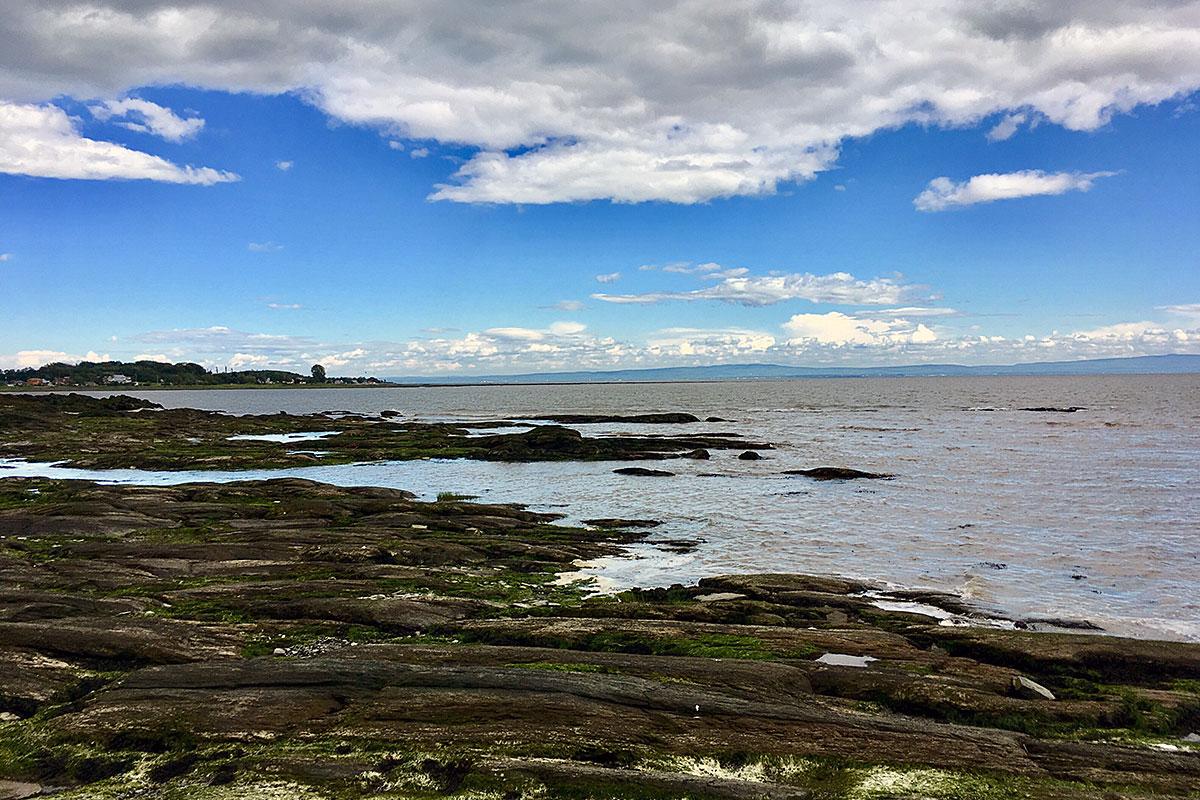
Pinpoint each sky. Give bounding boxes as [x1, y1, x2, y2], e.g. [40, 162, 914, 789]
[1, 1, 1199, 377]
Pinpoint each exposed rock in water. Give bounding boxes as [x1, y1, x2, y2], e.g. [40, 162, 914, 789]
[379, 409, 401, 418]
[738, 451, 763, 460]
[530, 413, 701, 424]
[612, 467, 676, 477]
[1019, 407, 1085, 413]
[682, 448, 711, 460]
[783, 467, 893, 480]
[705, 417, 731, 423]
[583, 518, 663, 529]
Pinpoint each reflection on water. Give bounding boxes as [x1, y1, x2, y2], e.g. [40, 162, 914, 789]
[6, 374, 1198, 642]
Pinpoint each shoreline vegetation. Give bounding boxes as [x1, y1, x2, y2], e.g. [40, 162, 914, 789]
[0, 395, 1198, 798]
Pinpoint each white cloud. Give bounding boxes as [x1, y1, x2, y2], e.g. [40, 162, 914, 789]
[866, 307, 959, 318]
[275, 160, 294, 171]
[248, 241, 283, 252]
[266, 302, 302, 310]
[783, 312, 937, 346]
[546, 299, 584, 312]
[1, 2, 1196, 202]
[229, 353, 271, 369]
[0, 101, 238, 184]
[133, 353, 170, 362]
[0, 349, 108, 369]
[15, 307, 1198, 376]
[409, 147, 430, 158]
[549, 321, 587, 335]
[647, 327, 777, 357]
[595, 272, 621, 284]
[90, 97, 204, 142]
[0, 253, 11, 261]
[594, 266, 914, 307]
[986, 112, 1029, 142]
[483, 327, 548, 341]
[1159, 303, 1200, 317]
[914, 170, 1116, 211]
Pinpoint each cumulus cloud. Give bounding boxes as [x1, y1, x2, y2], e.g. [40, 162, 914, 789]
[90, 97, 204, 142]
[914, 170, 1116, 211]
[647, 327, 777, 358]
[11, 308, 1200, 375]
[1, 2, 1196, 202]
[0, 349, 108, 369]
[783, 312, 937, 346]
[594, 272, 621, 284]
[275, 160, 293, 171]
[594, 266, 914, 307]
[0, 101, 238, 184]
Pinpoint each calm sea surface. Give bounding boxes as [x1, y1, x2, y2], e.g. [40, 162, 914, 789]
[5, 375, 1198, 641]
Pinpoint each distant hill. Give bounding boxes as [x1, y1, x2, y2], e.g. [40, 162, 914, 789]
[386, 353, 1200, 385]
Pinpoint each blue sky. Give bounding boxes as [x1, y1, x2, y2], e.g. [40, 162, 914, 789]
[2, 2, 1199, 376]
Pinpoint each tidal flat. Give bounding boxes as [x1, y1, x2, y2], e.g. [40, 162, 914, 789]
[1, 394, 1199, 798]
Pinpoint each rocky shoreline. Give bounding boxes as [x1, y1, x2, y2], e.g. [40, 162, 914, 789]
[0, 477, 1198, 799]
[1, 394, 1199, 798]
[0, 395, 771, 471]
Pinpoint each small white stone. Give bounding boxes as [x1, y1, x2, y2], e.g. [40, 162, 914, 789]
[272, 647, 287, 656]
[1011, 675, 1056, 701]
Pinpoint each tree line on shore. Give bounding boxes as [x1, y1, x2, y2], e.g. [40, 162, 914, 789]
[2, 360, 385, 387]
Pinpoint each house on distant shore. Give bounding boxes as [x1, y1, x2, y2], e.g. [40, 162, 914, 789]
[25, 378, 48, 386]
[105, 374, 132, 385]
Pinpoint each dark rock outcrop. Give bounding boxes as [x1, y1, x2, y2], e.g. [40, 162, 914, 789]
[783, 467, 893, 480]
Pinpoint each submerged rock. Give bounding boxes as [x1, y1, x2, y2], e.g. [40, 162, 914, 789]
[612, 467, 676, 477]
[783, 467, 893, 480]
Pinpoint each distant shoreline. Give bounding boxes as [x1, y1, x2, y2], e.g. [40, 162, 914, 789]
[4, 369, 1199, 392]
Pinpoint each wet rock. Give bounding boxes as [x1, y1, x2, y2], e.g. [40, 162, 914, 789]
[705, 417, 731, 423]
[1019, 407, 1085, 413]
[612, 467, 675, 477]
[380, 409, 401, 418]
[782, 467, 893, 480]
[682, 448, 711, 459]
[583, 518, 663, 529]
[737, 451, 763, 460]
[531, 413, 700, 424]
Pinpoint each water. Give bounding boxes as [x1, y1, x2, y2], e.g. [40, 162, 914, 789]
[5, 374, 1198, 641]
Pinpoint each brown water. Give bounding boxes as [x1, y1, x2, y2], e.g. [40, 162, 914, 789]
[6, 374, 1198, 640]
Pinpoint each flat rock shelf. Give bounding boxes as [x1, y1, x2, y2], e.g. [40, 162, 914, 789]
[0, 478, 1198, 799]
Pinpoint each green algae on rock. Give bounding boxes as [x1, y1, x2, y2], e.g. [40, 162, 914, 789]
[1, 478, 1199, 798]
[0, 394, 773, 471]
